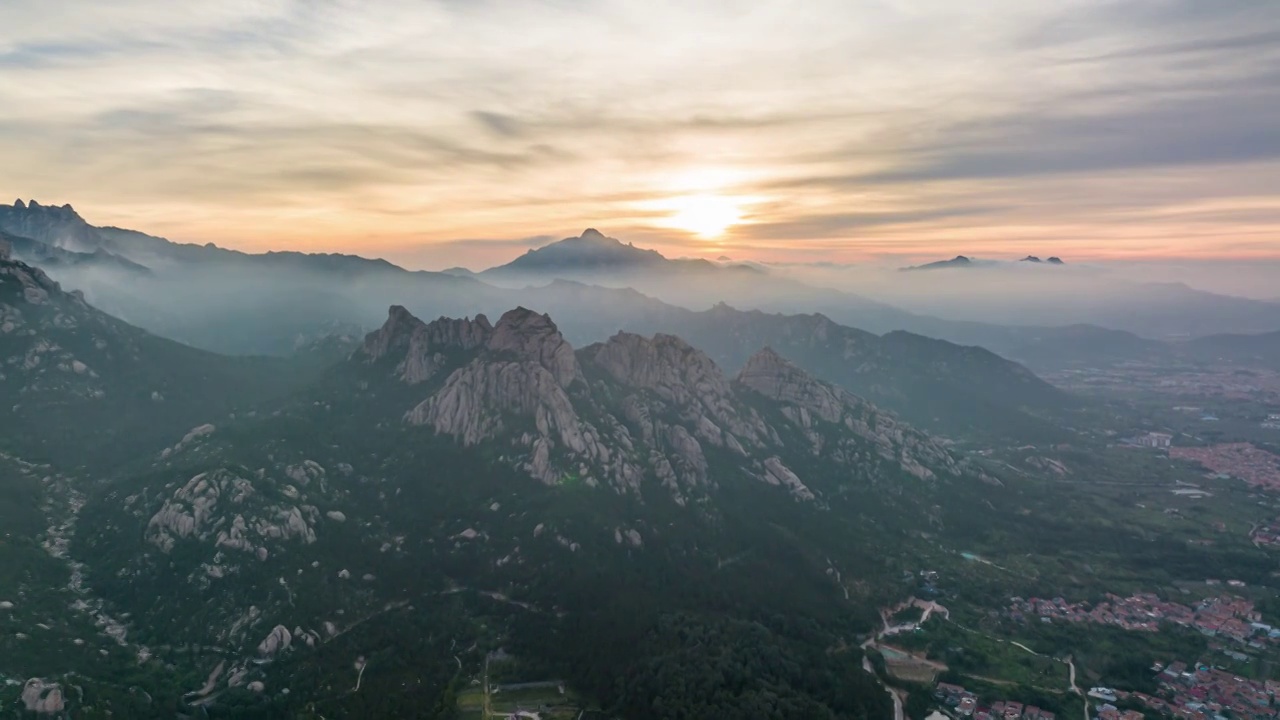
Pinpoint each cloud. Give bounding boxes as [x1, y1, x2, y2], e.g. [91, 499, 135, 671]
[856, 91, 1280, 183]
[1059, 29, 1280, 63]
[471, 111, 523, 138]
[0, 0, 1277, 260]
[432, 235, 555, 251]
[736, 207, 1006, 241]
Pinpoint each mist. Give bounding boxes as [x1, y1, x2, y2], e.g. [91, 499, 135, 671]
[7, 205, 1278, 380]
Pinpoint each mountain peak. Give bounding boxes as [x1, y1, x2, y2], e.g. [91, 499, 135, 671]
[483, 229, 666, 275]
[360, 306, 494, 383]
[587, 331, 731, 401]
[363, 304, 577, 385]
[738, 346, 807, 390]
[489, 307, 580, 387]
[493, 305, 548, 326]
[901, 255, 975, 271]
[0, 198, 100, 253]
[360, 305, 429, 362]
[1021, 255, 1042, 263]
[745, 345, 788, 367]
[387, 304, 417, 323]
[736, 345, 868, 430]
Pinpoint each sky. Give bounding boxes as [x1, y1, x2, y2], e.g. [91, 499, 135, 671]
[1, 0, 1279, 269]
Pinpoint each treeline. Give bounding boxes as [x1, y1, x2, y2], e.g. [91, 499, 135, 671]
[509, 611, 890, 720]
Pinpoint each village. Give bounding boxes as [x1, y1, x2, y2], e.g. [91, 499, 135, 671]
[931, 657, 1280, 720]
[1095, 660, 1280, 720]
[1169, 445, 1280, 491]
[933, 682, 1058, 720]
[1006, 594, 1278, 647]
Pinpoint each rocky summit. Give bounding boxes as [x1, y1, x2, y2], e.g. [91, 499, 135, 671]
[360, 305, 965, 502]
[0, 199, 103, 254]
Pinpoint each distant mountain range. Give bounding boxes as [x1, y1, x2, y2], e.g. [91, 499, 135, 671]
[3, 199, 1279, 377]
[900, 254, 1065, 271]
[1185, 329, 1280, 367]
[0, 206, 1084, 445]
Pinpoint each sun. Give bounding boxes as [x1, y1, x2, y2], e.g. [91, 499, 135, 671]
[662, 193, 744, 238]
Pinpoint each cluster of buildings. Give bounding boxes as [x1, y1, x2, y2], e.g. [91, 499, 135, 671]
[1007, 594, 1273, 644]
[1251, 518, 1280, 548]
[934, 682, 1056, 720]
[1133, 432, 1174, 449]
[1112, 661, 1280, 720]
[1092, 705, 1143, 720]
[1169, 444, 1280, 490]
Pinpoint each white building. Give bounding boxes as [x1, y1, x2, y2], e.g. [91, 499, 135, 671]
[1136, 432, 1173, 448]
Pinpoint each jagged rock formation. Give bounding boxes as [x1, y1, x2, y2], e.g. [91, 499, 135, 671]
[736, 348, 959, 479]
[144, 468, 322, 558]
[257, 625, 293, 657]
[0, 199, 101, 253]
[21, 679, 65, 714]
[358, 305, 492, 384]
[1, 254, 110, 398]
[367, 306, 962, 502]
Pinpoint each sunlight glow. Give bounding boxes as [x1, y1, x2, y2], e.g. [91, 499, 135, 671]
[662, 194, 745, 238]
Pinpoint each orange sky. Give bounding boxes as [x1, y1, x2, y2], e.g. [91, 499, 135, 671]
[3, 1, 1278, 269]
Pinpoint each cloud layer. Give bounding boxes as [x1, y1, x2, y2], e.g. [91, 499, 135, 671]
[1, 0, 1277, 267]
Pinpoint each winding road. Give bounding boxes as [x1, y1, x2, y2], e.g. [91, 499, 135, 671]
[863, 598, 948, 720]
[862, 654, 905, 720]
[1065, 655, 1088, 720]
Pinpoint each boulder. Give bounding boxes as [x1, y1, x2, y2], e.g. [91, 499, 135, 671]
[256, 625, 292, 657]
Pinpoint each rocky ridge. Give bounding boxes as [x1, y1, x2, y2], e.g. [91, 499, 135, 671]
[361, 305, 963, 503]
[1, 254, 111, 396]
[358, 305, 493, 385]
[0, 200, 102, 253]
[735, 347, 959, 479]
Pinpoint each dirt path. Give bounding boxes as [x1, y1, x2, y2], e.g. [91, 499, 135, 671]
[1065, 655, 1088, 720]
[863, 599, 953, 720]
[946, 617, 1087, 711]
[863, 654, 904, 720]
[483, 655, 492, 719]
